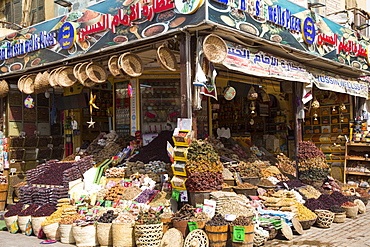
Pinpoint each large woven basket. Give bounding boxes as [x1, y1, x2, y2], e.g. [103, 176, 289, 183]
[0, 79, 9, 98]
[86, 62, 108, 83]
[23, 74, 36, 94]
[78, 62, 96, 87]
[34, 72, 45, 93]
[134, 223, 163, 247]
[49, 68, 63, 88]
[156, 45, 177, 71]
[108, 55, 128, 78]
[202, 34, 228, 64]
[315, 210, 334, 228]
[57, 66, 77, 87]
[73, 63, 83, 83]
[118, 52, 143, 77]
[18, 74, 29, 93]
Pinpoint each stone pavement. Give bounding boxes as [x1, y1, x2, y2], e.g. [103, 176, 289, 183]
[0, 230, 75, 247]
[264, 204, 370, 247]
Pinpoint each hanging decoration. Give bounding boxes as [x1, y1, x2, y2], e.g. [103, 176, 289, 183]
[24, 95, 35, 109]
[128, 82, 133, 98]
[223, 86, 236, 100]
[88, 90, 99, 128]
[311, 99, 320, 109]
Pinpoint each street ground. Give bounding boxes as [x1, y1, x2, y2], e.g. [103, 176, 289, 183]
[0, 204, 370, 246]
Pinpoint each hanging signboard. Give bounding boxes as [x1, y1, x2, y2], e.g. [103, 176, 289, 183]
[0, 0, 205, 75]
[223, 42, 311, 83]
[208, 0, 370, 71]
[311, 70, 368, 98]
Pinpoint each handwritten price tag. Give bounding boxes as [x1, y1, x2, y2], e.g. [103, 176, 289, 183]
[188, 222, 198, 232]
[233, 226, 245, 242]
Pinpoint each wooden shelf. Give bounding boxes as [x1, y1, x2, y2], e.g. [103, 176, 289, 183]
[345, 171, 370, 176]
[346, 156, 370, 161]
[347, 142, 370, 147]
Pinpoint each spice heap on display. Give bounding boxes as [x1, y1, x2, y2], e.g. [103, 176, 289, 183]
[210, 191, 255, 217]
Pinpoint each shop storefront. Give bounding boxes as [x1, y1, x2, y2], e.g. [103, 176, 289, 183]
[1, 0, 370, 245]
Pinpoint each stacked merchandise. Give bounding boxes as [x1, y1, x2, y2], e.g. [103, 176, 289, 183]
[18, 186, 69, 205]
[170, 130, 191, 192]
[297, 141, 329, 185]
[184, 140, 223, 192]
[19, 157, 94, 205]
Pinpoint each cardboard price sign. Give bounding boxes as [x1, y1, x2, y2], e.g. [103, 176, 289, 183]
[233, 227, 245, 242]
[188, 222, 198, 232]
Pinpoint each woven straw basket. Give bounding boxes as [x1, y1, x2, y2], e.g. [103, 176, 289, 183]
[34, 72, 44, 94]
[134, 223, 163, 247]
[161, 228, 183, 247]
[57, 66, 77, 87]
[78, 62, 96, 87]
[156, 45, 177, 71]
[34, 71, 50, 93]
[108, 55, 125, 77]
[49, 68, 63, 88]
[315, 210, 334, 228]
[202, 34, 228, 64]
[0, 79, 9, 98]
[18, 74, 29, 93]
[73, 63, 83, 83]
[86, 62, 108, 83]
[118, 52, 143, 77]
[23, 74, 37, 94]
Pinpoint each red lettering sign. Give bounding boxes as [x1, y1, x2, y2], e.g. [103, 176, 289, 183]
[78, 0, 175, 42]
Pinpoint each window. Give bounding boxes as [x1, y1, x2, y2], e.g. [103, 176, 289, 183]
[5, 0, 23, 25]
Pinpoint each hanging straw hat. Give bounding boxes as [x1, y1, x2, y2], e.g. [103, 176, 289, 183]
[156, 45, 177, 71]
[78, 62, 96, 87]
[23, 74, 37, 94]
[57, 66, 77, 87]
[0, 79, 9, 98]
[202, 34, 228, 64]
[118, 52, 143, 77]
[86, 62, 108, 83]
[18, 74, 29, 93]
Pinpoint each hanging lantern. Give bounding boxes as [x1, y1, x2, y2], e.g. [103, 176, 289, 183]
[249, 101, 256, 114]
[311, 99, 320, 109]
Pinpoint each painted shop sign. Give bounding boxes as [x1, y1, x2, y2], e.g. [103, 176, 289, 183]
[208, 0, 370, 70]
[317, 32, 367, 58]
[223, 42, 311, 83]
[0, 32, 56, 60]
[78, 0, 175, 42]
[312, 71, 368, 98]
[0, 0, 204, 75]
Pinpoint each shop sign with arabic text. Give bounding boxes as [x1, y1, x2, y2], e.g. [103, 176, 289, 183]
[223, 42, 311, 83]
[0, 0, 205, 75]
[207, 0, 370, 71]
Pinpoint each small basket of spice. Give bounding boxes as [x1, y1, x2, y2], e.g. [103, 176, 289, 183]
[329, 205, 346, 223]
[341, 201, 359, 218]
